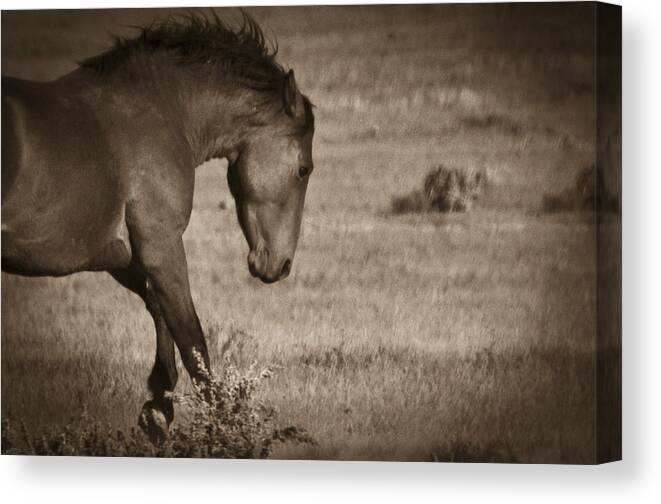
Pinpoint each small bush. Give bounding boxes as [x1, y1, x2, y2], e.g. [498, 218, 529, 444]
[165, 355, 315, 458]
[391, 164, 487, 214]
[391, 189, 429, 214]
[543, 164, 619, 213]
[1, 355, 315, 458]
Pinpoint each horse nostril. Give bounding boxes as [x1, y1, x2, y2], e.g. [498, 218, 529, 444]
[280, 259, 292, 278]
[247, 250, 259, 277]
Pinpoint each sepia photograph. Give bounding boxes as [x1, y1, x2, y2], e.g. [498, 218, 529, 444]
[1, 2, 621, 464]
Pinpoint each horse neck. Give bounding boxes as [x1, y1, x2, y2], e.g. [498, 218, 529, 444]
[174, 80, 251, 166]
[96, 57, 261, 166]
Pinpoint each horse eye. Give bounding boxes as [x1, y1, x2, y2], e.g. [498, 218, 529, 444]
[298, 165, 312, 179]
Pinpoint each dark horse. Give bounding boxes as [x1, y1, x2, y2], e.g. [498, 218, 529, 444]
[1, 13, 315, 442]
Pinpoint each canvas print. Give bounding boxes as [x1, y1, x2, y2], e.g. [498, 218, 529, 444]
[1, 2, 621, 463]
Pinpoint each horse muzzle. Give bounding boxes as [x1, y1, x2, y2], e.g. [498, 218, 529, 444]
[247, 249, 292, 284]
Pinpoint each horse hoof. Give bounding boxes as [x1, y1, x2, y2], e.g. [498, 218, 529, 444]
[138, 400, 171, 445]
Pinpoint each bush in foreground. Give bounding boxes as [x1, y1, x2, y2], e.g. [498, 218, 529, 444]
[392, 165, 487, 214]
[1, 356, 315, 458]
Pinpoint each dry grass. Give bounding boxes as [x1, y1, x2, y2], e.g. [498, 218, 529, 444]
[2, 350, 314, 457]
[1, 5, 607, 462]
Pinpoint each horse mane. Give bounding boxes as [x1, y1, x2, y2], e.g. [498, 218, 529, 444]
[80, 11, 286, 93]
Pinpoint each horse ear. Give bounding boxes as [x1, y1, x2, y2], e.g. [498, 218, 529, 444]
[283, 69, 302, 118]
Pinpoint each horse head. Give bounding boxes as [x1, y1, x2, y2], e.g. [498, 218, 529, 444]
[227, 70, 315, 283]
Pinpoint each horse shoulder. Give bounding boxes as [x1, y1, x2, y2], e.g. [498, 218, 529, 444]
[122, 121, 197, 237]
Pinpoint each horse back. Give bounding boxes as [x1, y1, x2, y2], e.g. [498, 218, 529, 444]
[1, 75, 132, 275]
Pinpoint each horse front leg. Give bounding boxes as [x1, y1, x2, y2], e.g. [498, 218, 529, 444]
[134, 236, 211, 391]
[109, 266, 178, 444]
[139, 287, 178, 444]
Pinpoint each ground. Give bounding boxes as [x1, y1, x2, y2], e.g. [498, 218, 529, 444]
[1, 5, 613, 462]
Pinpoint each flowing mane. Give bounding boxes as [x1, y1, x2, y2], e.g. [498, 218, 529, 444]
[80, 12, 286, 93]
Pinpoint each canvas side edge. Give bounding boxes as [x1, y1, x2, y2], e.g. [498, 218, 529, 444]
[595, 1, 622, 464]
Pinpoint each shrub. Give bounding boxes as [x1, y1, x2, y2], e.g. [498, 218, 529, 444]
[163, 354, 315, 458]
[391, 189, 429, 214]
[391, 164, 487, 214]
[1, 354, 315, 458]
[543, 164, 619, 213]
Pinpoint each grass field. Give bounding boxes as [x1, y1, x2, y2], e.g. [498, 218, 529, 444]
[1, 5, 614, 462]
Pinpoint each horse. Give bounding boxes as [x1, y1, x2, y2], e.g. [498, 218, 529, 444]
[1, 12, 315, 443]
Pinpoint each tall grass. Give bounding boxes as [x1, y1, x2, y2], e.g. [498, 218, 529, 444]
[2, 352, 314, 457]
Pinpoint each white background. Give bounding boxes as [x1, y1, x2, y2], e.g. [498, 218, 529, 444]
[0, 0, 658, 502]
